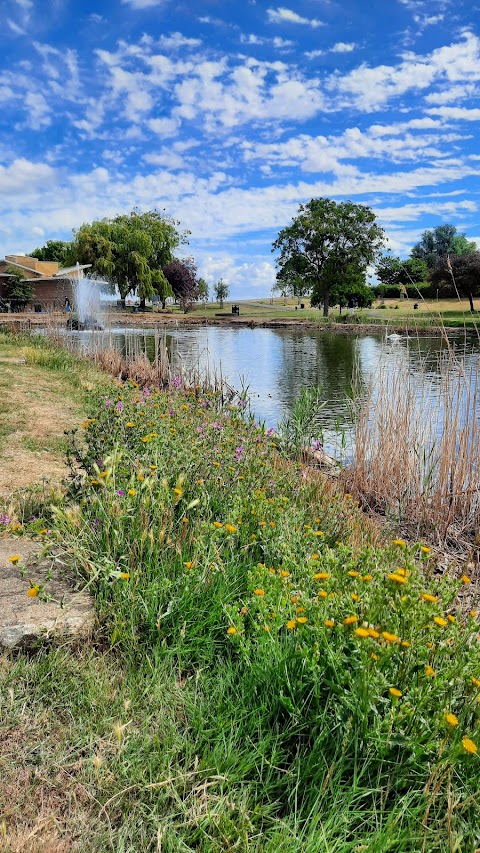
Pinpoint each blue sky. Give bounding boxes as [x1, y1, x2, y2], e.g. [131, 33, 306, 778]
[1, 0, 480, 298]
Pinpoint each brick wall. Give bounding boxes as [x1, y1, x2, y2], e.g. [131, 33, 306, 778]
[0, 278, 75, 311]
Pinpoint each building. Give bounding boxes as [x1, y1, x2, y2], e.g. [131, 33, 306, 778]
[0, 255, 91, 312]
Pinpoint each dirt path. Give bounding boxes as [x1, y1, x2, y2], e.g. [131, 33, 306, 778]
[0, 346, 84, 497]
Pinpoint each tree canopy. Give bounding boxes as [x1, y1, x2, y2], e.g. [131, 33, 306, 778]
[375, 255, 429, 289]
[29, 239, 73, 266]
[430, 253, 480, 313]
[214, 279, 229, 307]
[163, 260, 199, 313]
[71, 209, 186, 302]
[320, 264, 373, 312]
[411, 225, 477, 269]
[272, 198, 385, 316]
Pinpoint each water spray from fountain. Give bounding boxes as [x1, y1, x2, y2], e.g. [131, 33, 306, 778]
[68, 263, 105, 330]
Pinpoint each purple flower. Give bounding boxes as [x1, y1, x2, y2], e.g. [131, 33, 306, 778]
[0, 513, 12, 525]
[105, 399, 113, 408]
[266, 427, 275, 437]
[117, 489, 125, 496]
[238, 399, 247, 407]
[211, 422, 222, 430]
[312, 439, 323, 452]
[143, 386, 151, 397]
[234, 445, 245, 461]
[116, 401, 124, 413]
[171, 376, 182, 389]
[92, 518, 101, 531]
[169, 409, 174, 416]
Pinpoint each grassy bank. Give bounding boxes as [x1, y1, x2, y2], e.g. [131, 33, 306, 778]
[1, 333, 479, 851]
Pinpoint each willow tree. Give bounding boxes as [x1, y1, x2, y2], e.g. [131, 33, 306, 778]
[272, 198, 385, 316]
[72, 209, 186, 305]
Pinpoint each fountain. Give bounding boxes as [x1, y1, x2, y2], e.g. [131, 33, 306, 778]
[67, 268, 105, 330]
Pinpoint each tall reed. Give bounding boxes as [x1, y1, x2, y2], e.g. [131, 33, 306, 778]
[347, 339, 480, 545]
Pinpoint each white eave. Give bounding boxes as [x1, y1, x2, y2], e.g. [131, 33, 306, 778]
[56, 264, 92, 276]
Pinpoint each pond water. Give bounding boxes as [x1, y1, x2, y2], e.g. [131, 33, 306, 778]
[68, 325, 480, 459]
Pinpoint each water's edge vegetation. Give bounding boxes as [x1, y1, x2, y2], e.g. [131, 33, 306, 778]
[1, 330, 479, 852]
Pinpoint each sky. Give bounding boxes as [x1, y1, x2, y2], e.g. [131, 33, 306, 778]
[1, 0, 480, 299]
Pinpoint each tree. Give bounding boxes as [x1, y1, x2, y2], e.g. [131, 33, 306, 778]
[322, 264, 373, 313]
[272, 198, 385, 317]
[214, 279, 229, 307]
[411, 225, 477, 269]
[163, 260, 199, 313]
[430, 253, 480, 313]
[4, 266, 33, 303]
[197, 278, 209, 304]
[71, 209, 185, 305]
[376, 255, 428, 288]
[29, 240, 73, 266]
[272, 253, 313, 303]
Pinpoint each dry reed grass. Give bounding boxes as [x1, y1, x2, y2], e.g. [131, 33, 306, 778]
[347, 340, 480, 547]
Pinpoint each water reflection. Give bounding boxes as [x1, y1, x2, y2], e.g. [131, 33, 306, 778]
[68, 326, 480, 457]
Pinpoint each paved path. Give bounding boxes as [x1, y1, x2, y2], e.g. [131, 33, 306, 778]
[0, 537, 94, 648]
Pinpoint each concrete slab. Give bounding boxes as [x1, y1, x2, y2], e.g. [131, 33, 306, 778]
[0, 537, 94, 648]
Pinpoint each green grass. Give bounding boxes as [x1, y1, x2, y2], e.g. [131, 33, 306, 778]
[1, 336, 480, 851]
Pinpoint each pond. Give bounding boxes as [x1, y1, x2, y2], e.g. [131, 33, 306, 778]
[67, 325, 480, 459]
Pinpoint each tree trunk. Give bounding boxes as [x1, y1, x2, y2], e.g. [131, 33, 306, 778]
[139, 298, 146, 311]
[323, 290, 329, 317]
[468, 291, 475, 313]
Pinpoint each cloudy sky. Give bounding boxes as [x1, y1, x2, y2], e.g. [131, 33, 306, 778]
[1, 0, 480, 298]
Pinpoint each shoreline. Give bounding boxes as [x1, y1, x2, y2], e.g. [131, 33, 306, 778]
[0, 310, 467, 336]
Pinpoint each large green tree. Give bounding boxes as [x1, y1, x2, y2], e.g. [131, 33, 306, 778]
[375, 255, 428, 288]
[4, 266, 33, 303]
[272, 198, 385, 316]
[271, 254, 312, 303]
[430, 253, 480, 313]
[29, 240, 73, 266]
[71, 209, 185, 305]
[411, 225, 477, 269]
[323, 263, 374, 312]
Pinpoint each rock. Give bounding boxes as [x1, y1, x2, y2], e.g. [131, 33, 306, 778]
[0, 538, 94, 648]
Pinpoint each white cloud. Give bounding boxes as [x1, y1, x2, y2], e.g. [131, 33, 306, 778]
[147, 116, 180, 137]
[121, 0, 167, 7]
[427, 106, 480, 120]
[6, 18, 26, 35]
[157, 32, 202, 50]
[331, 42, 356, 53]
[267, 7, 324, 27]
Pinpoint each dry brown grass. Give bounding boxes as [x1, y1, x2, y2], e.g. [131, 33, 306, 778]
[347, 342, 480, 547]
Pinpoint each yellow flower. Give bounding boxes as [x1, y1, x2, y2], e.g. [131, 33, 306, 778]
[471, 677, 480, 687]
[128, 489, 136, 496]
[447, 615, 456, 623]
[138, 474, 145, 482]
[470, 611, 478, 618]
[225, 524, 236, 533]
[311, 553, 319, 560]
[461, 574, 471, 584]
[227, 626, 237, 635]
[396, 567, 407, 577]
[368, 628, 380, 639]
[361, 574, 373, 581]
[351, 593, 360, 602]
[425, 665, 436, 677]
[291, 595, 299, 604]
[388, 573, 407, 584]
[120, 572, 130, 580]
[27, 584, 39, 598]
[421, 593, 438, 603]
[370, 652, 379, 661]
[254, 588, 265, 596]
[286, 619, 297, 630]
[8, 555, 20, 565]
[318, 590, 328, 598]
[324, 619, 335, 628]
[314, 531, 324, 537]
[434, 616, 448, 627]
[401, 640, 410, 647]
[314, 572, 330, 581]
[344, 615, 358, 625]
[382, 631, 400, 643]
[280, 570, 291, 578]
[348, 571, 360, 577]
[39, 529, 48, 535]
[445, 713, 459, 727]
[126, 422, 135, 428]
[297, 616, 308, 624]
[354, 627, 370, 638]
[213, 521, 223, 528]
[389, 688, 402, 698]
[393, 539, 406, 547]
[420, 545, 431, 554]
[461, 737, 478, 754]
[173, 488, 183, 496]
[184, 561, 195, 570]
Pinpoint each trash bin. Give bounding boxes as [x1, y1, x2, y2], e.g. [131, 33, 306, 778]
[34, 304, 42, 313]
[232, 305, 240, 316]
[300, 303, 305, 309]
